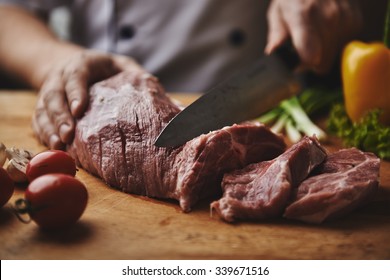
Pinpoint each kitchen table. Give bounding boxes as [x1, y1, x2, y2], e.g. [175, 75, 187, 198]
[0, 90, 389, 260]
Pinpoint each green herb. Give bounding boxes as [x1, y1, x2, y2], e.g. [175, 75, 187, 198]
[328, 103, 390, 159]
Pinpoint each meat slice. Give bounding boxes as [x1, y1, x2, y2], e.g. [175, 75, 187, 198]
[211, 136, 327, 222]
[284, 148, 380, 223]
[67, 71, 286, 212]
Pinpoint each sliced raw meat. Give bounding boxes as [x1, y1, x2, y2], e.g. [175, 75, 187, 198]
[67, 71, 286, 212]
[284, 148, 380, 223]
[211, 136, 327, 222]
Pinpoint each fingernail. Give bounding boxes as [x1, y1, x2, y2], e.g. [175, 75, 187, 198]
[49, 134, 61, 149]
[70, 100, 80, 115]
[59, 123, 71, 140]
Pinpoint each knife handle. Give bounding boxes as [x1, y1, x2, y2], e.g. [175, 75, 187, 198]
[273, 41, 300, 71]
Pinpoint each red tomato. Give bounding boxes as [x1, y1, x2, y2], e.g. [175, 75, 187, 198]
[26, 150, 77, 182]
[0, 167, 15, 207]
[25, 174, 88, 229]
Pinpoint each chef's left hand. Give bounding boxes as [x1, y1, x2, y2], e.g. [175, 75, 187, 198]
[32, 50, 144, 149]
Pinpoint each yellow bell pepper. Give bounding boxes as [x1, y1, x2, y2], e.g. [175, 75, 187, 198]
[342, 41, 390, 125]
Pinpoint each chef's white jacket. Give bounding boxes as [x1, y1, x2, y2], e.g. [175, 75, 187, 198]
[0, 0, 270, 92]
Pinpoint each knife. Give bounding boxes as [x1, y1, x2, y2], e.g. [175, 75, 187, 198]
[155, 42, 301, 147]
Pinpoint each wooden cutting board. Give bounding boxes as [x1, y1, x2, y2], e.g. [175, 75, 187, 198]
[0, 90, 389, 260]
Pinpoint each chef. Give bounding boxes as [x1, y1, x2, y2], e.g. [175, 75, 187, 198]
[0, 0, 365, 149]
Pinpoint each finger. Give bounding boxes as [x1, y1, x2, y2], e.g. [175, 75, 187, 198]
[338, 0, 362, 36]
[40, 76, 75, 144]
[265, 3, 289, 54]
[64, 67, 89, 118]
[64, 52, 120, 118]
[292, 27, 323, 71]
[312, 0, 351, 73]
[286, 7, 323, 71]
[32, 99, 65, 150]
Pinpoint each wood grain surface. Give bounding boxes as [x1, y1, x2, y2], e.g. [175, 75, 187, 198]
[0, 91, 389, 260]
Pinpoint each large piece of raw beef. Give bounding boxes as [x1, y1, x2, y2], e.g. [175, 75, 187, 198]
[67, 71, 286, 211]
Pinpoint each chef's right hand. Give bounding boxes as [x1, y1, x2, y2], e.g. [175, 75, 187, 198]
[265, 0, 362, 74]
[32, 50, 145, 149]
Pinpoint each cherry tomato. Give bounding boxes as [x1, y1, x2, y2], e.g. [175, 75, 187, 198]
[20, 174, 88, 229]
[26, 150, 77, 182]
[0, 167, 15, 207]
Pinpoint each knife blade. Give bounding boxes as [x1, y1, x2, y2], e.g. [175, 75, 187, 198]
[155, 43, 301, 147]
